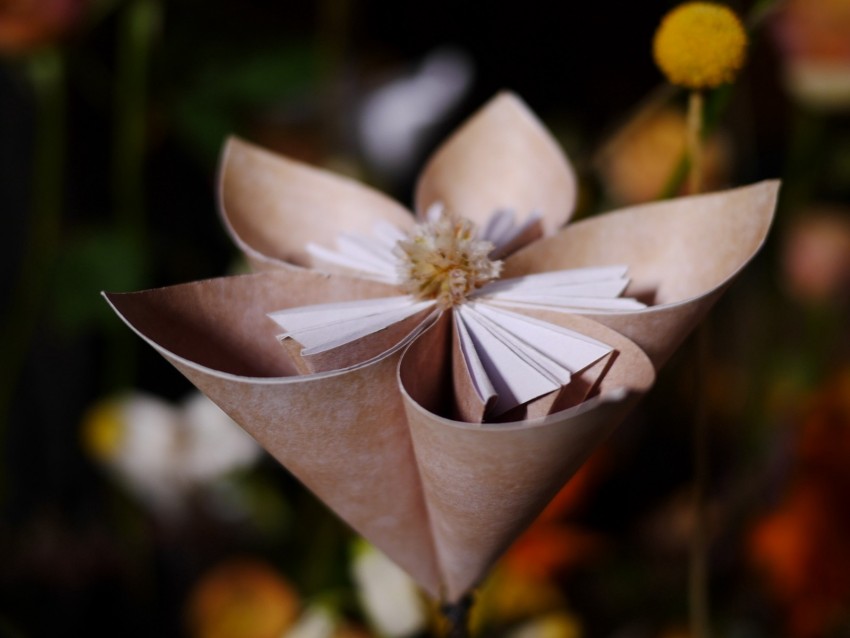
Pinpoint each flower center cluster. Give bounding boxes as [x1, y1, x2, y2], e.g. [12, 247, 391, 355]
[395, 210, 502, 309]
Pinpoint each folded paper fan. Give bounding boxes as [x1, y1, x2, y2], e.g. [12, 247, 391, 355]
[267, 215, 645, 421]
[106, 92, 778, 602]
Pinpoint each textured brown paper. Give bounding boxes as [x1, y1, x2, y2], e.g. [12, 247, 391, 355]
[104, 269, 442, 597]
[106, 272, 654, 603]
[399, 311, 654, 601]
[502, 181, 779, 366]
[415, 92, 577, 234]
[106, 91, 779, 604]
[219, 138, 414, 272]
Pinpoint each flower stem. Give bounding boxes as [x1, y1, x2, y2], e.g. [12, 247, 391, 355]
[113, 0, 157, 234]
[686, 91, 704, 196]
[440, 593, 474, 638]
[687, 87, 711, 638]
[690, 324, 711, 638]
[106, 0, 158, 391]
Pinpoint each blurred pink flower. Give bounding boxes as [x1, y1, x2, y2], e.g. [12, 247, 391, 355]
[782, 207, 850, 303]
[773, 0, 850, 109]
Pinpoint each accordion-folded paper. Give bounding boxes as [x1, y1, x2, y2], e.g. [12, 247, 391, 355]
[105, 92, 778, 602]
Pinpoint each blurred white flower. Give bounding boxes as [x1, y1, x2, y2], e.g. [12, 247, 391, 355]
[783, 62, 850, 111]
[281, 606, 337, 638]
[82, 391, 262, 514]
[505, 612, 582, 638]
[357, 47, 474, 178]
[181, 392, 263, 482]
[351, 540, 427, 637]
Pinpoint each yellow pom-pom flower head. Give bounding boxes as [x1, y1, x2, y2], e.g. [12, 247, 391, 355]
[653, 2, 748, 89]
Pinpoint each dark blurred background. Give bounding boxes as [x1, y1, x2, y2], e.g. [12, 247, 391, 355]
[3, 0, 850, 636]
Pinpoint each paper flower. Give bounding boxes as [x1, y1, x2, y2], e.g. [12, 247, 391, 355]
[105, 93, 777, 602]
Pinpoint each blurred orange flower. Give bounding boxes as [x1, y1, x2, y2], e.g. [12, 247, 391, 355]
[473, 455, 610, 629]
[596, 105, 729, 205]
[749, 370, 850, 637]
[750, 481, 850, 637]
[186, 558, 300, 638]
[0, 0, 83, 55]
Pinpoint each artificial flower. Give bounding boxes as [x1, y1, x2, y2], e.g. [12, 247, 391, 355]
[106, 92, 777, 602]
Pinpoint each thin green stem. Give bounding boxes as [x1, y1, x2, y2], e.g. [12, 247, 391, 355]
[106, 0, 158, 391]
[0, 50, 66, 500]
[686, 87, 711, 638]
[113, 0, 157, 234]
[687, 91, 704, 195]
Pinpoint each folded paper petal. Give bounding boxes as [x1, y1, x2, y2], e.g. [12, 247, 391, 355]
[219, 138, 415, 271]
[104, 270, 441, 596]
[502, 181, 780, 366]
[399, 310, 655, 601]
[416, 92, 577, 234]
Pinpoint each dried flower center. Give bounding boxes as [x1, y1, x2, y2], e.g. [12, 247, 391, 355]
[395, 209, 502, 309]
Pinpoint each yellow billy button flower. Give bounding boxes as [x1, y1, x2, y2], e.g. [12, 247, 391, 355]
[394, 209, 502, 309]
[653, 2, 748, 89]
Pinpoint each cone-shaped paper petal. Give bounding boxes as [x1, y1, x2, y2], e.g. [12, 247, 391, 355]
[502, 181, 779, 366]
[219, 138, 415, 271]
[104, 270, 441, 597]
[415, 93, 577, 234]
[398, 310, 655, 601]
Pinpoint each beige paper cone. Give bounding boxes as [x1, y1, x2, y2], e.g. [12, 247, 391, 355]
[219, 137, 415, 271]
[416, 92, 577, 233]
[399, 312, 655, 601]
[503, 181, 780, 366]
[104, 270, 441, 597]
